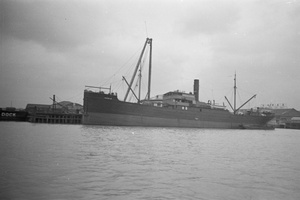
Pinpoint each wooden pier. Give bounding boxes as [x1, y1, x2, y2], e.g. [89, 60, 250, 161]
[28, 113, 82, 124]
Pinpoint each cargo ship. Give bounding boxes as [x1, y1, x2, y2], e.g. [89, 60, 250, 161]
[83, 38, 274, 128]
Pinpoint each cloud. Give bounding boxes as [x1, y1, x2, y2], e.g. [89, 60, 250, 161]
[212, 1, 300, 55]
[175, 0, 240, 36]
[1, 0, 300, 109]
[1, 0, 110, 51]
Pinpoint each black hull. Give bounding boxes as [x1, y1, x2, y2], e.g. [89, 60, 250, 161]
[83, 91, 274, 129]
[0, 110, 28, 121]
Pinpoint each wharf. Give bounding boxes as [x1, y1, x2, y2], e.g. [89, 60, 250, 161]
[284, 117, 300, 129]
[26, 103, 83, 124]
[28, 113, 82, 124]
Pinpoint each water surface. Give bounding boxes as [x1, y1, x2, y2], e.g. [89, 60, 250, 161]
[1, 122, 300, 199]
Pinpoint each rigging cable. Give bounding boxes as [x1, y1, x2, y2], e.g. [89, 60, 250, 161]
[98, 46, 142, 87]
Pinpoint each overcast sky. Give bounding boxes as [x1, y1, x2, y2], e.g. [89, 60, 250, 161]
[1, 0, 300, 110]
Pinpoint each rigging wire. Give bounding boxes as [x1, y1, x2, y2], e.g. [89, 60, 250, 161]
[63, 92, 83, 103]
[98, 45, 143, 88]
[237, 90, 242, 108]
[55, 96, 62, 103]
[144, 21, 148, 38]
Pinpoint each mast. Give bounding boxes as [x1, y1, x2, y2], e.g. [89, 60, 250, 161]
[234, 72, 237, 114]
[138, 68, 142, 103]
[50, 96, 69, 113]
[225, 73, 257, 114]
[124, 38, 152, 102]
[147, 38, 152, 100]
[53, 95, 56, 112]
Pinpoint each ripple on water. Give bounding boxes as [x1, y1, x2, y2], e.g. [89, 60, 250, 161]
[1, 123, 300, 199]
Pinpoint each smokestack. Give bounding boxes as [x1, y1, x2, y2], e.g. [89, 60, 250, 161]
[194, 79, 199, 102]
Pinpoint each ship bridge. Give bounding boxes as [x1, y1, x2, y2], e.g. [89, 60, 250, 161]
[163, 91, 195, 107]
